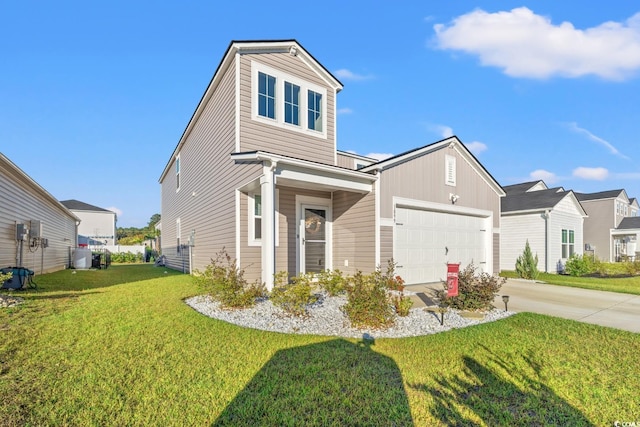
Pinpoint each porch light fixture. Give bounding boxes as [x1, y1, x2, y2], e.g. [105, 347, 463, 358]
[502, 295, 510, 312]
[449, 193, 459, 204]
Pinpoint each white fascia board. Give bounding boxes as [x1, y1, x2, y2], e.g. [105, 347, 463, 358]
[231, 151, 378, 183]
[277, 168, 372, 193]
[501, 209, 549, 216]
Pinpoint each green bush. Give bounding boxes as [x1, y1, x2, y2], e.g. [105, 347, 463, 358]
[438, 263, 505, 311]
[110, 251, 144, 264]
[564, 254, 600, 277]
[515, 240, 539, 280]
[344, 271, 395, 330]
[270, 272, 318, 317]
[316, 269, 348, 296]
[0, 271, 12, 285]
[390, 294, 413, 317]
[193, 249, 265, 309]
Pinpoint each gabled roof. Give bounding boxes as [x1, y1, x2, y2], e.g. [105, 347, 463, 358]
[359, 136, 505, 197]
[575, 189, 628, 202]
[0, 153, 80, 222]
[60, 199, 113, 213]
[629, 197, 639, 208]
[616, 217, 640, 230]
[502, 180, 546, 195]
[501, 188, 587, 216]
[159, 39, 342, 183]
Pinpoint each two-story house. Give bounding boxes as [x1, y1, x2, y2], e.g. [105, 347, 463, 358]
[575, 189, 639, 261]
[158, 40, 505, 289]
[60, 200, 118, 246]
[500, 180, 587, 273]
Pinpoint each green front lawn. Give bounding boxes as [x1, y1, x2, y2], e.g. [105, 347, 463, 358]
[501, 270, 640, 295]
[2, 265, 638, 425]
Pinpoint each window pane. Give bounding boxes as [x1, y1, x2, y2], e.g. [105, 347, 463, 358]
[569, 230, 574, 244]
[254, 218, 261, 239]
[258, 72, 276, 119]
[307, 90, 322, 131]
[562, 245, 568, 259]
[569, 245, 574, 257]
[284, 82, 300, 125]
[561, 229, 567, 244]
[254, 195, 262, 216]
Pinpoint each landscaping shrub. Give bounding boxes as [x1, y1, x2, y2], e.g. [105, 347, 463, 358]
[344, 271, 395, 329]
[193, 249, 265, 309]
[374, 261, 413, 317]
[564, 254, 600, 277]
[316, 269, 347, 296]
[110, 251, 144, 264]
[0, 271, 11, 285]
[438, 263, 505, 311]
[390, 293, 413, 317]
[515, 240, 539, 280]
[270, 272, 318, 317]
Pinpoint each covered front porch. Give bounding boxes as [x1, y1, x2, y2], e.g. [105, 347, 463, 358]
[232, 151, 378, 290]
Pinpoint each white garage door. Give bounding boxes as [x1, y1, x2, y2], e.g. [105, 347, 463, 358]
[394, 207, 488, 284]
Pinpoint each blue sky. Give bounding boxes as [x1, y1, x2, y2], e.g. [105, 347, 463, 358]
[2, 1, 639, 227]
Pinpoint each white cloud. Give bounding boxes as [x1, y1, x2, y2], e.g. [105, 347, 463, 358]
[530, 169, 557, 183]
[365, 152, 394, 161]
[565, 122, 629, 159]
[337, 107, 353, 115]
[465, 141, 487, 155]
[333, 68, 374, 81]
[434, 8, 640, 80]
[430, 124, 454, 138]
[573, 167, 609, 180]
[107, 206, 123, 217]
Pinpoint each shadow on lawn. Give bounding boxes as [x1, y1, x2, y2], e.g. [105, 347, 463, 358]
[213, 336, 413, 426]
[409, 345, 593, 426]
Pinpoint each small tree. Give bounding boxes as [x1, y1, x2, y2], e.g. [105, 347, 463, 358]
[515, 240, 539, 280]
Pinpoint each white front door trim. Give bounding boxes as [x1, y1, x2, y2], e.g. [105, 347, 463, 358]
[296, 195, 332, 275]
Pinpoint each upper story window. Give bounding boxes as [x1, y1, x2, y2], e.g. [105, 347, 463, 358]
[284, 82, 300, 125]
[175, 155, 181, 191]
[307, 90, 323, 132]
[258, 72, 276, 119]
[252, 61, 327, 138]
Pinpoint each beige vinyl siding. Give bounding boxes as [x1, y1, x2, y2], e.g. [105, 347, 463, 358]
[332, 190, 376, 275]
[380, 226, 393, 266]
[238, 53, 336, 165]
[379, 148, 501, 229]
[336, 153, 354, 169]
[500, 213, 546, 272]
[581, 199, 615, 261]
[0, 158, 77, 274]
[160, 55, 263, 273]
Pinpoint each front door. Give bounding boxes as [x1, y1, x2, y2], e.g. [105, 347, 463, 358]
[301, 206, 327, 274]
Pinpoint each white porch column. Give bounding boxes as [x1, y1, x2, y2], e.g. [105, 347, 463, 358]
[260, 161, 277, 291]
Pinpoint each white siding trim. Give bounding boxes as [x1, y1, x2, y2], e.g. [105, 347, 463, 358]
[235, 51, 241, 153]
[235, 189, 241, 264]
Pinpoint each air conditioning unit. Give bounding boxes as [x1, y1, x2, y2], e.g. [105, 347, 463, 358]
[584, 243, 593, 251]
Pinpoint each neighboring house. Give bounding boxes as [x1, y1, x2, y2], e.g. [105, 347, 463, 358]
[0, 152, 79, 274]
[575, 190, 637, 262]
[629, 198, 639, 217]
[611, 217, 640, 260]
[158, 40, 505, 288]
[500, 180, 587, 273]
[60, 200, 118, 246]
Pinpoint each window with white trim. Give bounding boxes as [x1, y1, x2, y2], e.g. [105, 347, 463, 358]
[248, 191, 279, 246]
[562, 229, 574, 258]
[175, 155, 181, 191]
[251, 61, 327, 138]
[258, 72, 276, 119]
[445, 155, 456, 186]
[307, 90, 322, 132]
[284, 81, 300, 125]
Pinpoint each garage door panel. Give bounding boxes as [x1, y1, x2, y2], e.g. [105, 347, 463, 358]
[395, 207, 488, 284]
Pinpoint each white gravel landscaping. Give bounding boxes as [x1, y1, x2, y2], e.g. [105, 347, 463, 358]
[185, 292, 516, 339]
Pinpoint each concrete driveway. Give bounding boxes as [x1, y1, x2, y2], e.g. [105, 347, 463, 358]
[493, 279, 640, 333]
